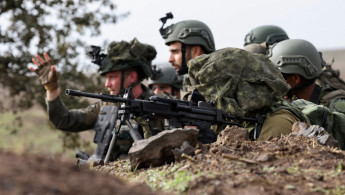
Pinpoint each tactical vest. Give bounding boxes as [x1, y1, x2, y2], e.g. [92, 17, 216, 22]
[86, 106, 137, 162]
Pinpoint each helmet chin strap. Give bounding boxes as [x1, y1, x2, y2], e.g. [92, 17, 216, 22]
[116, 70, 142, 96]
[116, 71, 126, 96]
[177, 43, 188, 75]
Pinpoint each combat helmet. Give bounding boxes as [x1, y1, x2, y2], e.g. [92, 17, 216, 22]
[99, 38, 157, 81]
[268, 39, 322, 80]
[148, 64, 182, 90]
[244, 25, 289, 46]
[160, 20, 215, 53]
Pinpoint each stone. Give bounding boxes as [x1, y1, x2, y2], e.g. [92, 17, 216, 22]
[128, 128, 199, 169]
[216, 125, 250, 146]
[292, 122, 339, 148]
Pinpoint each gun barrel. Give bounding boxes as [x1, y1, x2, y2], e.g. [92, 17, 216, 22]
[65, 89, 126, 103]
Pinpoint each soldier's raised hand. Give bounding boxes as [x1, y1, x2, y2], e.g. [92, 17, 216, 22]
[30, 52, 59, 91]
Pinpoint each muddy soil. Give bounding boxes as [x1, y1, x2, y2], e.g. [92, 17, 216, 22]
[1, 129, 345, 195]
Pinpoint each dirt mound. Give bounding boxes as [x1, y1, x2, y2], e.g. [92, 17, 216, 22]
[97, 126, 345, 194]
[1, 125, 345, 195]
[0, 150, 160, 195]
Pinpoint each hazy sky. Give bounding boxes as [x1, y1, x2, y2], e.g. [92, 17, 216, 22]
[89, 0, 345, 64]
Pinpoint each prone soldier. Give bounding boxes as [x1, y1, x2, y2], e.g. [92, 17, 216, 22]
[268, 39, 345, 114]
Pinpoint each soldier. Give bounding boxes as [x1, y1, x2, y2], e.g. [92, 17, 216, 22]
[160, 18, 215, 76]
[268, 39, 345, 114]
[159, 13, 215, 100]
[148, 64, 182, 99]
[243, 25, 345, 91]
[30, 38, 158, 161]
[244, 25, 289, 48]
[184, 47, 308, 141]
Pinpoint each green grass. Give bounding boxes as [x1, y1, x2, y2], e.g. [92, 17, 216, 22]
[0, 107, 95, 160]
[131, 164, 200, 194]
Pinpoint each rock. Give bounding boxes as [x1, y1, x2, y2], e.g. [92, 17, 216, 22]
[256, 153, 276, 162]
[128, 128, 199, 169]
[173, 141, 196, 162]
[216, 125, 250, 146]
[291, 122, 339, 148]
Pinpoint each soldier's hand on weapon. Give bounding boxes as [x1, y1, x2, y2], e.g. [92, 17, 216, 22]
[30, 52, 59, 92]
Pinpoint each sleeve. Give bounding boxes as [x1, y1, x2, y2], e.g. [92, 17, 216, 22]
[257, 109, 301, 141]
[46, 96, 101, 132]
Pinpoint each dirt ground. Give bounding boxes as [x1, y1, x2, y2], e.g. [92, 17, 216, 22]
[96, 127, 345, 195]
[0, 150, 162, 195]
[1, 127, 345, 195]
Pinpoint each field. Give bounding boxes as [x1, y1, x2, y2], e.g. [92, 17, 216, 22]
[0, 106, 95, 160]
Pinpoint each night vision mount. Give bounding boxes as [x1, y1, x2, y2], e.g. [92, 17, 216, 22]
[150, 64, 162, 80]
[159, 12, 174, 36]
[88, 45, 106, 69]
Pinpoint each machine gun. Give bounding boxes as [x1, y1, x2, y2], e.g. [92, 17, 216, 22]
[66, 88, 265, 164]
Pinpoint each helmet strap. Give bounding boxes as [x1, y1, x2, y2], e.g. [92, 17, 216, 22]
[117, 70, 143, 96]
[117, 71, 126, 96]
[171, 87, 175, 96]
[177, 43, 188, 75]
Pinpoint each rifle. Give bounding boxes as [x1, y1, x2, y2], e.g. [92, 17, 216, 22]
[66, 88, 264, 145]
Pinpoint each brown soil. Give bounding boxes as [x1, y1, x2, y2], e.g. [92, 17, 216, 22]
[97, 128, 345, 195]
[0, 150, 161, 195]
[1, 129, 345, 195]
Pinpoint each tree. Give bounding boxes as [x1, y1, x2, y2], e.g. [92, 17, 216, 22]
[0, 0, 128, 151]
[0, 0, 128, 111]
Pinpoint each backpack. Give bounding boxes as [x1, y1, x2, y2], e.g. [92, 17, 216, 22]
[291, 99, 345, 150]
[317, 63, 345, 91]
[319, 88, 345, 114]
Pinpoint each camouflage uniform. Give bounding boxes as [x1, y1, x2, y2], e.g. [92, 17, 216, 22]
[185, 47, 307, 141]
[46, 38, 161, 158]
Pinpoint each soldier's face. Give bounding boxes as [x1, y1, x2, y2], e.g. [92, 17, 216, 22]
[168, 42, 193, 71]
[168, 42, 183, 71]
[168, 42, 198, 71]
[152, 84, 173, 95]
[283, 73, 301, 89]
[104, 71, 123, 95]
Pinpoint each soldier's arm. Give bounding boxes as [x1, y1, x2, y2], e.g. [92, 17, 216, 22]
[257, 109, 301, 141]
[47, 97, 102, 132]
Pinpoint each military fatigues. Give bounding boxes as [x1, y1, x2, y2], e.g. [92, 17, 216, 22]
[184, 47, 306, 141]
[252, 101, 309, 141]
